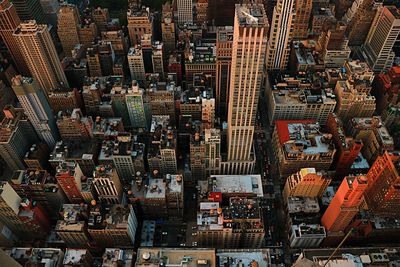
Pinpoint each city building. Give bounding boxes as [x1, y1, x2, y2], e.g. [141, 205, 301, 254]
[55, 204, 91, 248]
[148, 115, 177, 176]
[223, 4, 268, 175]
[292, 0, 312, 39]
[127, 7, 153, 45]
[136, 248, 216, 267]
[273, 120, 336, 177]
[347, 116, 394, 164]
[78, 21, 97, 47]
[326, 113, 364, 178]
[102, 248, 133, 267]
[57, 4, 80, 57]
[48, 88, 82, 114]
[11, 0, 46, 23]
[63, 249, 93, 267]
[7, 247, 63, 266]
[13, 21, 68, 94]
[23, 142, 49, 170]
[148, 83, 176, 122]
[321, 175, 368, 233]
[365, 151, 400, 217]
[126, 83, 147, 129]
[266, 0, 295, 70]
[266, 74, 337, 126]
[128, 47, 146, 83]
[10, 169, 66, 221]
[177, 0, 193, 25]
[87, 204, 138, 248]
[195, 0, 208, 24]
[161, 2, 175, 53]
[56, 109, 93, 141]
[0, 0, 29, 75]
[362, 6, 400, 73]
[334, 80, 376, 123]
[11, 75, 59, 148]
[197, 198, 265, 248]
[0, 106, 37, 170]
[55, 161, 85, 204]
[289, 224, 326, 248]
[283, 168, 331, 200]
[93, 165, 122, 204]
[101, 30, 128, 56]
[215, 26, 233, 118]
[92, 7, 110, 33]
[0, 182, 50, 240]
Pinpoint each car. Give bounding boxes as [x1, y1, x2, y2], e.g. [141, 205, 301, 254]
[192, 193, 197, 199]
[180, 243, 186, 247]
[191, 226, 197, 230]
[162, 232, 168, 235]
[192, 242, 198, 246]
[192, 232, 198, 236]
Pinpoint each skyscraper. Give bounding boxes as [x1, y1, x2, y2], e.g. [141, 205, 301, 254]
[0, 0, 29, 75]
[11, 75, 59, 149]
[292, 0, 312, 39]
[177, 0, 193, 25]
[13, 21, 68, 95]
[365, 151, 400, 217]
[362, 6, 400, 73]
[57, 4, 80, 57]
[12, 0, 46, 23]
[223, 4, 268, 175]
[266, 0, 296, 70]
[321, 175, 368, 232]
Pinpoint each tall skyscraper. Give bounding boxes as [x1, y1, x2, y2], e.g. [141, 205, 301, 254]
[0, 106, 38, 170]
[292, 0, 312, 39]
[0, 0, 29, 75]
[266, 0, 296, 70]
[321, 175, 368, 233]
[365, 151, 400, 217]
[11, 75, 59, 149]
[216, 26, 233, 118]
[362, 6, 400, 73]
[177, 0, 193, 25]
[223, 4, 268, 175]
[57, 4, 80, 57]
[12, 0, 46, 23]
[161, 1, 176, 53]
[13, 21, 68, 95]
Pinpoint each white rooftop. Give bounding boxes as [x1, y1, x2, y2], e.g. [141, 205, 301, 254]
[210, 175, 263, 197]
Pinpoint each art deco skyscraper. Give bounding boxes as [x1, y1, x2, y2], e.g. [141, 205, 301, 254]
[266, 0, 296, 70]
[223, 4, 268, 175]
[13, 21, 68, 94]
[0, 0, 29, 75]
[11, 0, 46, 23]
[362, 6, 400, 73]
[57, 4, 80, 57]
[11, 75, 59, 149]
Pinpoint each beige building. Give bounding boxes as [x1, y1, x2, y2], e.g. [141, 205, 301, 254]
[177, 0, 193, 25]
[93, 165, 122, 204]
[127, 47, 146, 83]
[292, 0, 312, 39]
[266, 0, 295, 70]
[267, 76, 336, 126]
[334, 80, 376, 123]
[161, 2, 175, 53]
[78, 22, 97, 47]
[273, 121, 336, 177]
[223, 4, 268, 175]
[13, 21, 68, 94]
[362, 6, 400, 73]
[57, 4, 80, 57]
[127, 8, 153, 45]
[283, 168, 331, 200]
[56, 109, 93, 141]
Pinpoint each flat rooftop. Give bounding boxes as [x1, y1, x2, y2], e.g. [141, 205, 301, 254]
[292, 224, 326, 237]
[236, 4, 268, 27]
[140, 220, 155, 247]
[287, 197, 320, 214]
[136, 248, 216, 267]
[217, 249, 271, 267]
[145, 179, 166, 199]
[63, 249, 89, 265]
[209, 175, 263, 197]
[103, 248, 133, 267]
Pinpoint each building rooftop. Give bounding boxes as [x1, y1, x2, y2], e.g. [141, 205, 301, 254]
[93, 117, 123, 139]
[291, 224, 326, 238]
[236, 4, 268, 27]
[217, 249, 271, 267]
[102, 248, 134, 267]
[287, 197, 320, 214]
[275, 121, 335, 156]
[49, 140, 98, 163]
[63, 249, 89, 265]
[88, 204, 132, 230]
[209, 175, 263, 197]
[149, 116, 176, 156]
[145, 179, 166, 199]
[136, 248, 216, 267]
[7, 248, 64, 267]
[350, 153, 370, 170]
[0, 107, 27, 143]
